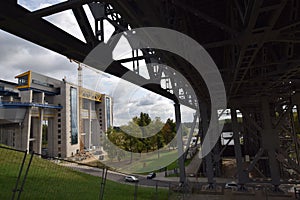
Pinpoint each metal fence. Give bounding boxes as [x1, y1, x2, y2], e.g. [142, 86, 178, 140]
[0, 146, 188, 200]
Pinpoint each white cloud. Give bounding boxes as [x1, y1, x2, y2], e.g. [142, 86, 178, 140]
[0, 1, 196, 126]
[0, 30, 78, 83]
[44, 10, 86, 42]
[18, 0, 66, 11]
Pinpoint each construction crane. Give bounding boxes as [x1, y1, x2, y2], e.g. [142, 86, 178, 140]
[69, 59, 109, 152]
[69, 59, 84, 152]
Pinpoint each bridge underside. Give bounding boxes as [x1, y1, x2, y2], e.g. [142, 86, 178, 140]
[1, 0, 300, 190]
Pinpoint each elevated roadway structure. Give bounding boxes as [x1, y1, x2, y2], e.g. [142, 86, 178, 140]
[0, 0, 300, 191]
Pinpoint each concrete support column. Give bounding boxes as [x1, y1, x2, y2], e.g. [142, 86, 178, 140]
[261, 97, 280, 188]
[47, 118, 54, 157]
[174, 102, 186, 185]
[88, 101, 92, 149]
[200, 103, 214, 187]
[231, 108, 248, 189]
[34, 108, 44, 155]
[20, 110, 31, 151]
[37, 92, 44, 154]
[19, 90, 32, 151]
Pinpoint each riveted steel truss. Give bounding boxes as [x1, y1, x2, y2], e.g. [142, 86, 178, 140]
[1, 0, 300, 190]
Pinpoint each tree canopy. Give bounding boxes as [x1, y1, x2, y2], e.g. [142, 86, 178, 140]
[103, 112, 177, 161]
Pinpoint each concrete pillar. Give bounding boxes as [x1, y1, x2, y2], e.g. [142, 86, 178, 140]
[34, 108, 44, 155]
[20, 109, 31, 151]
[20, 90, 32, 103]
[231, 108, 248, 189]
[47, 118, 55, 157]
[18, 90, 33, 151]
[200, 103, 214, 187]
[33, 92, 44, 154]
[88, 101, 92, 149]
[261, 97, 280, 188]
[174, 102, 186, 185]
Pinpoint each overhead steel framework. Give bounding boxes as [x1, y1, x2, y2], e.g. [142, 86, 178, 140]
[1, 0, 300, 191]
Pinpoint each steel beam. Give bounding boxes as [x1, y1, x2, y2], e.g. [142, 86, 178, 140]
[230, 0, 288, 97]
[173, 1, 239, 36]
[30, 0, 95, 17]
[211, 109, 222, 177]
[261, 97, 281, 188]
[231, 108, 248, 188]
[174, 102, 186, 185]
[240, 108, 262, 132]
[72, 5, 98, 47]
[246, 148, 264, 173]
[200, 103, 215, 188]
[184, 111, 199, 161]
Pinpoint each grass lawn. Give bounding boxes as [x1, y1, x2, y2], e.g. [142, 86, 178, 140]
[101, 148, 183, 174]
[166, 158, 192, 171]
[0, 146, 169, 200]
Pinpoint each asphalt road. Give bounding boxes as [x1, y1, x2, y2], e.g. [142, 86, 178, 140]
[62, 163, 171, 188]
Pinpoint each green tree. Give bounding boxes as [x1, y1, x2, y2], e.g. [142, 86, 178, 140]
[103, 128, 126, 161]
[104, 113, 178, 158]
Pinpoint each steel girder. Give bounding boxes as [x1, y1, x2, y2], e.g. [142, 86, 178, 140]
[0, 1, 198, 109]
[1, 0, 300, 188]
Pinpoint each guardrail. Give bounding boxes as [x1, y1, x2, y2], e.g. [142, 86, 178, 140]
[0, 101, 62, 109]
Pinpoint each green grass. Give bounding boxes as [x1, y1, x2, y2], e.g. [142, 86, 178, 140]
[100, 148, 179, 174]
[166, 158, 192, 171]
[0, 146, 168, 200]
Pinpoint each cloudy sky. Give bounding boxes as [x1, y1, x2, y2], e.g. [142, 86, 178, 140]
[0, 0, 196, 126]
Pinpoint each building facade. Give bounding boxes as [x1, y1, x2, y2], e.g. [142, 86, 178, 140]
[0, 71, 112, 158]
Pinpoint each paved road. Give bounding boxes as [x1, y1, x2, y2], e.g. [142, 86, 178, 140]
[61, 163, 172, 188]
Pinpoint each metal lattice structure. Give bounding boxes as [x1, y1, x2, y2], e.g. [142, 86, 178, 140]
[1, 0, 300, 191]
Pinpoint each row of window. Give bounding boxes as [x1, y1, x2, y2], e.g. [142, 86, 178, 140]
[99, 108, 103, 129]
[57, 109, 62, 156]
[32, 79, 54, 88]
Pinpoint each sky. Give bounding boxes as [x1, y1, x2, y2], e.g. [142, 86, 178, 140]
[0, 0, 196, 126]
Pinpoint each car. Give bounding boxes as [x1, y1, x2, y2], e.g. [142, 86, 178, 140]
[225, 182, 238, 189]
[147, 172, 156, 179]
[125, 175, 139, 182]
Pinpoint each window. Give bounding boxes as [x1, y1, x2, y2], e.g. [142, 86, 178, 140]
[58, 135, 61, 139]
[18, 75, 28, 86]
[70, 87, 78, 145]
[58, 141, 61, 144]
[32, 79, 54, 88]
[106, 97, 112, 128]
[83, 99, 89, 109]
[58, 119, 61, 122]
